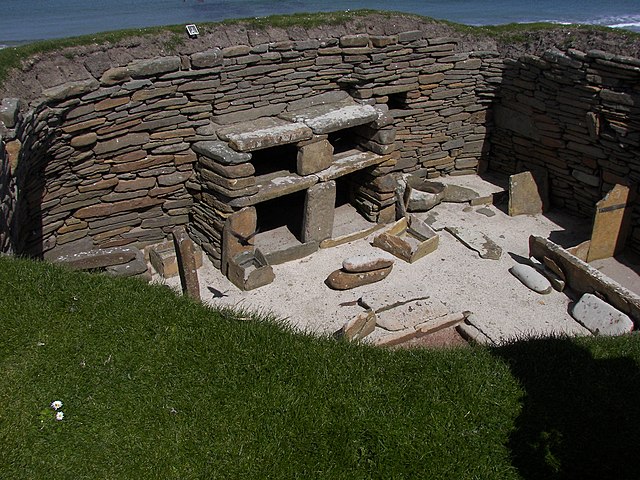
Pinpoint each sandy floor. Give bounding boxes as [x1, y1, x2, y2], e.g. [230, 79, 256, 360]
[157, 174, 619, 345]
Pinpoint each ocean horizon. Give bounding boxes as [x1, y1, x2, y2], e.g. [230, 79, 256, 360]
[0, 0, 639, 47]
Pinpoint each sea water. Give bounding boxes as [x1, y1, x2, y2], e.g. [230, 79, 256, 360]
[0, 0, 639, 47]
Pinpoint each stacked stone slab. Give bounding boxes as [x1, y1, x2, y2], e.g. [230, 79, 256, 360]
[1, 19, 638, 269]
[189, 95, 396, 272]
[491, 48, 640, 254]
[0, 27, 498, 265]
[0, 138, 14, 253]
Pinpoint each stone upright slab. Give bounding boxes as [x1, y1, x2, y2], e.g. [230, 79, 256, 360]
[222, 207, 257, 275]
[302, 181, 336, 243]
[508, 170, 548, 216]
[571, 293, 634, 336]
[172, 227, 201, 301]
[297, 138, 333, 175]
[587, 184, 635, 262]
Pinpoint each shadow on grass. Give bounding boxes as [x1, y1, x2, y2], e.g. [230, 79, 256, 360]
[492, 336, 640, 480]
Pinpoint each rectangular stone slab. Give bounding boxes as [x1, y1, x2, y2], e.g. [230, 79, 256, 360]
[281, 103, 378, 134]
[217, 117, 313, 152]
[54, 246, 138, 270]
[530, 235, 640, 326]
[508, 170, 547, 216]
[587, 184, 635, 262]
[228, 172, 318, 207]
[315, 149, 389, 182]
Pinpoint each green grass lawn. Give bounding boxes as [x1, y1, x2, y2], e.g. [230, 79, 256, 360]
[1, 255, 639, 479]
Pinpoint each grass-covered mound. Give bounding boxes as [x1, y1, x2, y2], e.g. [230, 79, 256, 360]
[2, 9, 640, 87]
[1, 255, 639, 479]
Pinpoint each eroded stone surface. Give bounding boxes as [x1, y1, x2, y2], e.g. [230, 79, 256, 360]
[283, 103, 378, 134]
[342, 253, 395, 273]
[446, 225, 502, 260]
[509, 263, 553, 294]
[53, 246, 138, 270]
[508, 171, 546, 216]
[571, 293, 634, 336]
[443, 185, 479, 203]
[192, 141, 252, 165]
[587, 184, 634, 262]
[325, 265, 393, 290]
[335, 310, 377, 341]
[217, 117, 312, 152]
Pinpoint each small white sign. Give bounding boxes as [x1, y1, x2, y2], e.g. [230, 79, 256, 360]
[186, 24, 199, 38]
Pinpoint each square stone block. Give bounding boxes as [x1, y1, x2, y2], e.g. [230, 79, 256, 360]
[297, 139, 333, 176]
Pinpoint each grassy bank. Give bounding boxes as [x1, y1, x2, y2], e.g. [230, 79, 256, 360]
[1, 255, 639, 478]
[2, 9, 640, 86]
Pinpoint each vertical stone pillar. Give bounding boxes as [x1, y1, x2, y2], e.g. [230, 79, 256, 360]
[172, 227, 201, 301]
[302, 181, 336, 243]
[587, 184, 635, 261]
[297, 137, 333, 176]
[222, 206, 257, 275]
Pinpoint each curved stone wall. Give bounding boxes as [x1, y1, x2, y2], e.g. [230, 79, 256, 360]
[1, 18, 640, 269]
[0, 26, 496, 263]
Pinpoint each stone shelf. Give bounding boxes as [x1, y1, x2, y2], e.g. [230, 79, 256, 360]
[229, 170, 318, 207]
[280, 101, 379, 134]
[217, 117, 313, 152]
[316, 148, 390, 181]
[227, 149, 389, 207]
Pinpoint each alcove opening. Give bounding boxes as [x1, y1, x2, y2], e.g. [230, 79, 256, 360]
[328, 128, 362, 156]
[387, 91, 410, 110]
[249, 143, 299, 179]
[253, 190, 306, 256]
[332, 171, 375, 238]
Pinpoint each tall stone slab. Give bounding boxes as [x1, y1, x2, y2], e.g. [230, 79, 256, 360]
[508, 170, 548, 216]
[222, 207, 257, 275]
[302, 181, 336, 243]
[587, 184, 635, 261]
[172, 227, 201, 301]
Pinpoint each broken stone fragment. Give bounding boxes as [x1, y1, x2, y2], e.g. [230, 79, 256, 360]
[342, 253, 395, 273]
[334, 310, 377, 341]
[528, 256, 565, 292]
[476, 207, 495, 217]
[375, 311, 469, 347]
[442, 184, 480, 203]
[571, 293, 634, 336]
[375, 298, 448, 332]
[105, 249, 148, 278]
[0, 98, 20, 128]
[403, 177, 445, 212]
[509, 263, 553, 294]
[445, 225, 502, 260]
[325, 265, 393, 290]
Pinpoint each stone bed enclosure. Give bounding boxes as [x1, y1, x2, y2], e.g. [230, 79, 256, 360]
[1, 19, 639, 290]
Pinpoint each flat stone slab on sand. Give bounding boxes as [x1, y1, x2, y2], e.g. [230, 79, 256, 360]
[571, 293, 634, 336]
[510, 263, 553, 294]
[445, 225, 502, 260]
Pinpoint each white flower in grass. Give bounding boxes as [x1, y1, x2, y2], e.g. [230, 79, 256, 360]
[55, 411, 64, 421]
[51, 400, 63, 410]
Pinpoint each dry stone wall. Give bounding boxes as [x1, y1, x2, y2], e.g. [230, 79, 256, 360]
[1, 20, 640, 266]
[491, 48, 640, 252]
[0, 27, 495, 263]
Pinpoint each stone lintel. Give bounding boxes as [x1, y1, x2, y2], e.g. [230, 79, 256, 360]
[315, 150, 388, 182]
[192, 141, 252, 165]
[228, 173, 318, 208]
[217, 117, 312, 152]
